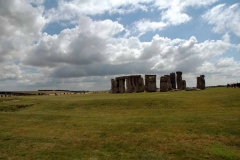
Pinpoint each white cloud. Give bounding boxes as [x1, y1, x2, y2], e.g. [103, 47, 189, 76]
[134, 19, 167, 36]
[160, 6, 191, 25]
[46, 0, 218, 27]
[140, 35, 231, 61]
[26, 31, 232, 81]
[222, 33, 230, 42]
[0, 63, 22, 81]
[154, 0, 218, 9]
[108, 3, 148, 14]
[129, 0, 219, 35]
[155, 0, 218, 25]
[45, 0, 152, 23]
[107, 37, 142, 62]
[202, 3, 240, 37]
[24, 16, 124, 67]
[0, 0, 47, 62]
[215, 57, 238, 68]
[196, 58, 240, 86]
[25, 0, 44, 5]
[195, 40, 232, 59]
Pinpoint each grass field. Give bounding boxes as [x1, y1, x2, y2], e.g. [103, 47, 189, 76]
[0, 88, 239, 160]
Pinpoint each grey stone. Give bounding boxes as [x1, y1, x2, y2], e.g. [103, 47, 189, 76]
[200, 75, 205, 90]
[176, 71, 182, 89]
[170, 72, 176, 89]
[197, 75, 205, 90]
[181, 80, 186, 90]
[145, 75, 157, 92]
[164, 75, 172, 90]
[160, 76, 168, 92]
[112, 75, 144, 93]
[111, 79, 119, 93]
[119, 79, 125, 93]
[136, 77, 145, 92]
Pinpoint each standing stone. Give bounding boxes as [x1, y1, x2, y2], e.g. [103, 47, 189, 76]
[145, 75, 157, 92]
[135, 77, 145, 92]
[196, 77, 202, 89]
[160, 76, 168, 92]
[181, 80, 186, 90]
[200, 75, 205, 90]
[111, 79, 119, 93]
[170, 72, 176, 89]
[126, 77, 133, 93]
[164, 75, 172, 90]
[197, 75, 205, 90]
[119, 79, 125, 93]
[176, 71, 182, 89]
[126, 75, 143, 93]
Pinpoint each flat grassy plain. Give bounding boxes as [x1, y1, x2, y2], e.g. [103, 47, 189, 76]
[0, 88, 239, 160]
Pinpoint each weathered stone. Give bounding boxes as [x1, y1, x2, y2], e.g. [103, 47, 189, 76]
[200, 75, 205, 90]
[126, 75, 143, 93]
[145, 75, 157, 92]
[135, 77, 145, 92]
[176, 71, 182, 89]
[111, 79, 119, 93]
[116, 75, 141, 80]
[181, 80, 186, 90]
[160, 76, 168, 92]
[119, 79, 125, 93]
[197, 75, 205, 90]
[197, 77, 202, 89]
[126, 77, 134, 93]
[164, 75, 172, 90]
[170, 72, 176, 89]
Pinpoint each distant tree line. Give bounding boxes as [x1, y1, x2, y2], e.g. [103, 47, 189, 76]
[38, 90, 89, 92]
[38, 90, 70, 91]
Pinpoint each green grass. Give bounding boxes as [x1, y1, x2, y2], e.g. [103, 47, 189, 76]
[0, 88, 239, 159]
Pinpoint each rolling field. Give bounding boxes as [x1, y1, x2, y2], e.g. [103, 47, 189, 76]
[0, 88, 239, 159]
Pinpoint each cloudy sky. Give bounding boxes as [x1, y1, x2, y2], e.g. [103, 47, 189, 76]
[0, 0, 239, 91]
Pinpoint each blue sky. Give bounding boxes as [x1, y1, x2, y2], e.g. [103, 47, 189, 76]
[0, 0, 239, 91]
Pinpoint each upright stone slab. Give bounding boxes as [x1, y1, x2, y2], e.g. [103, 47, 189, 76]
[126, 77, 133, 93]
[160, 76, 168, 92]
[118, 79, 125, 93]
[196, 77, 202, 89]
[140, 77, 145, 92]
[181, 80, 186, 90]
[145, 75, 157, 92]
[164, 75, 172, 90]
[197, 75, 205, 90]
[111, 79, 119, 93]
[170, 72, 176, 89]
[176, 71, 182, 89]
[125, 75, 143, 93]
[135, 77, 145, 92]
[200, 75, 205, 90]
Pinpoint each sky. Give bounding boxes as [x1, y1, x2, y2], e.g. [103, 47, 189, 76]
[0, 0, 239, 91]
